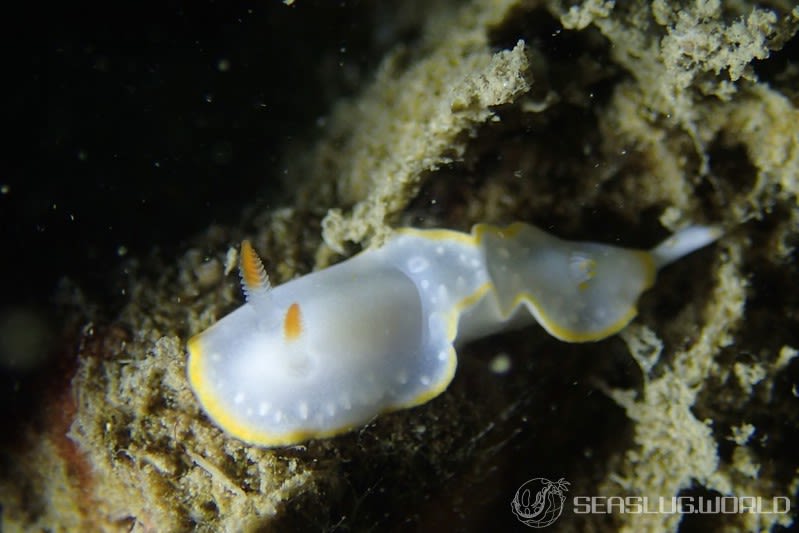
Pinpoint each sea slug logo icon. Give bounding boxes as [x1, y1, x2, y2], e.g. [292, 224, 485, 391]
[511, 477, 570, 528]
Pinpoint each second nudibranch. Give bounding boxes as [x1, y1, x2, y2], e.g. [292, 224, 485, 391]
[187, 222, 721, 447]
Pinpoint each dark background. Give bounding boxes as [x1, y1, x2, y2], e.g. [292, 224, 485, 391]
[3, 0, 389, 310]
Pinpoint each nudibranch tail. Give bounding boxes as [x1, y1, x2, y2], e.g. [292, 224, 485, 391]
[477, 223, 658, 343]
[240, 239, 271, 306]
[650, 226, 723, 269]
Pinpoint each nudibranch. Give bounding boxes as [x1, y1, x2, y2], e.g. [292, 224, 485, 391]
[187, 222, 721, 447]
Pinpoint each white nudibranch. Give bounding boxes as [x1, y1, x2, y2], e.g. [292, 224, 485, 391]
[187, 222, 721, 446]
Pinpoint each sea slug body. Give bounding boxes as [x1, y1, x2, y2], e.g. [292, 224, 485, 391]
[187, 222, 721, 447]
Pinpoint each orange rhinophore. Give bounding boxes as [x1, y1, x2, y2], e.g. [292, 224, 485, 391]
[240, 239, 270, 302]
[284, 302, 303, 341]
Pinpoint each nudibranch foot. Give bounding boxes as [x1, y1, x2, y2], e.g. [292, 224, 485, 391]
[187, 222, 720, 447]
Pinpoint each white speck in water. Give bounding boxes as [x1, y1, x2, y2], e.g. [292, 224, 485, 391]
[489, 353, 512, 374]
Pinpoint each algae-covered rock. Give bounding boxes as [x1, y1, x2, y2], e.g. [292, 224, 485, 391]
[2, 0, 798, 531]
